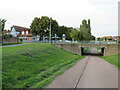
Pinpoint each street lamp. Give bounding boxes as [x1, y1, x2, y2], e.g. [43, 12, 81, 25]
[49, 17, 52, 43]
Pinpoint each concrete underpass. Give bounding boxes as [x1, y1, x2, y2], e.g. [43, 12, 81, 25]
[46, 46, 118, 88]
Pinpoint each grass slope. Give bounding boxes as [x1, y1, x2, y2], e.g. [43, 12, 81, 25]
[2, 43, 84, 88]
[100, 54, 120, 69]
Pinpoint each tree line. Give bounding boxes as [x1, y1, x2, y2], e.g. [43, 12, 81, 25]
[0, 19, 13, 39]
[0, 19, 6, 35]
[0, 17, 95, 41]
[30, 16, 95, 41]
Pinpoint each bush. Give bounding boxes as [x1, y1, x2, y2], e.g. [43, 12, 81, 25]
[20, 38, 23, 42]
[3, 34, 12, 39]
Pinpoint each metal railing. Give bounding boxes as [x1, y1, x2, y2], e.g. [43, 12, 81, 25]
[22, 40, 118, 44]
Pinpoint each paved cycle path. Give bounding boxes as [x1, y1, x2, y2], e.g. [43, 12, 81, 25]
[47, 56, 89, 88]
[77, 56, 118, 88]
[1, 43, 28, 47]
[46, 48, 118, 88]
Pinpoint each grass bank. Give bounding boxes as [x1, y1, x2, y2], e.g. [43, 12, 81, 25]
[2, 43, 84, 88]
[100, 54, 120, 69]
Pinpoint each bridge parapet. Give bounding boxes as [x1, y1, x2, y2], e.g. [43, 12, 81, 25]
[54, 44, 120, 56]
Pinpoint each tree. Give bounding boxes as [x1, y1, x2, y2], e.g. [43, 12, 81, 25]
[98, 37, 103, 41]
[57, 26, 68, 39]
[30, 17, 95, 41]
[97, 37, 100, 41]
[66, 27, 72, 40]
[3, 34, 12, 39]
[79, 19, 95, 41]
[80, 20, 91, 40]
[57, 26, 72, 40]
[78, 31, 83, 40]
[30, 16, 59, 40]
[51, 19, 59, 37]
[70, 28, 78, 41]
[87, 19, 91, 33]
[91, 35, 95, 40]
[30, 17, 41, 36]
[0, 19, 6, 35]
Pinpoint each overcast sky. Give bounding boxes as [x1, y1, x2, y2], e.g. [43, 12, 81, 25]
[0, 0, 119, 37]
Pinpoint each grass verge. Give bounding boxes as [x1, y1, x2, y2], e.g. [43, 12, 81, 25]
[100, 54, 120, 69]
[2, 43, 22, 46]
[2, 43, 84, 88]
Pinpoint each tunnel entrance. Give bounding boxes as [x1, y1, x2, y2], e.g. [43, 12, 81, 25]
[81, 47, 105, 56]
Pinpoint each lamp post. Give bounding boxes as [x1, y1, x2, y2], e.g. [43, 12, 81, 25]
[49, 17, 52, 43]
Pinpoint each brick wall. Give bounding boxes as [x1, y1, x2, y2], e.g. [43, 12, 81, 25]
[2, 37, 19, 44]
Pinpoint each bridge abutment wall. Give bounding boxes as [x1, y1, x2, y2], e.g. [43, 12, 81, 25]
[54, 44, 120, 56]
[55, 44, 81, 55]
[104, 44, 119, 56]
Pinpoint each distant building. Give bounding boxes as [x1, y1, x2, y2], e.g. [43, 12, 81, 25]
[97, 36, 120, 41]
[103, 36, 113, 41]
[10, 25, 33, 40]
[112, 36, 120, 41]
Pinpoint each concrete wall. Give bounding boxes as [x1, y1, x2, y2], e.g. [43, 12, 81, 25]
[55, 44, 120, 56]
[104, 44, 119, 56]
[55, 44, 80, 55]
[3, 37, 19, 44]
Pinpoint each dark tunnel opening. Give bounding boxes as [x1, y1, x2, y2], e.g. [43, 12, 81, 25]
[81, 47, 105, 56]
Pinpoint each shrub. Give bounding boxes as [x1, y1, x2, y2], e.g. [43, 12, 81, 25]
[20, 38, 23, 42]
[3, 34, 12, 39]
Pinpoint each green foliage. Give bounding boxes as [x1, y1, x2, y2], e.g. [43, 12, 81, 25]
[3, 34, 12, 39]
[87, 19, 91, 33]
[83, 47, 89, 53]
[91, 35, 95, 40]
[30, 17, 41, 36]
[30, 16, 59, 40]
[2, 43, 84, 88]
[57, 26, 72, 40]
[70, 28, 78, 41]
[0, 19, 6, 35]
[67, 19, 95, 41]
[77, 31, 83, 40]
[80, 19, 93, 41]
[51, 19, 59, 37]
[30, 17, 95, 41]
[97, 37, 103, 41]
[20, 38, 23, 42]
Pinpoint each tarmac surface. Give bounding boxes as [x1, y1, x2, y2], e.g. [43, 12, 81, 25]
[46, 47, 118, 88]
[1, 43, 28, 47]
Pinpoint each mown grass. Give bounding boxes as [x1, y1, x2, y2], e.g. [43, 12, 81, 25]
[2, 43, 84, 88]
[100, 54, 120, 69]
